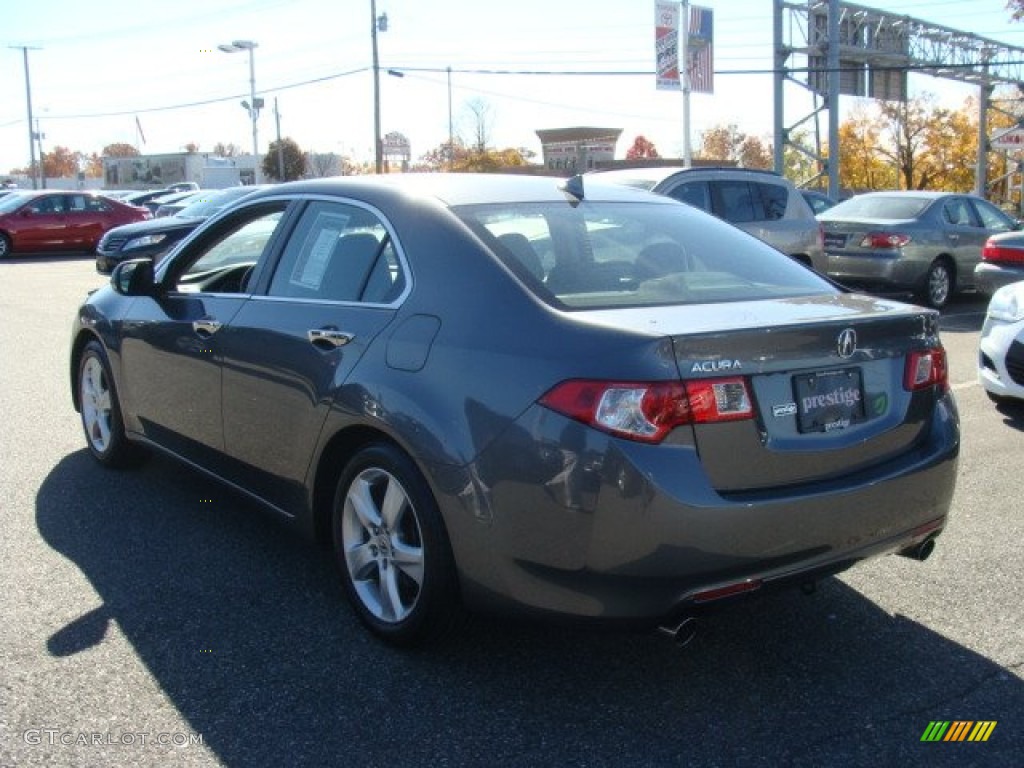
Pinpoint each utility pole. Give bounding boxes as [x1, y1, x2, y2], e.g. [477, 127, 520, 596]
[10, 46, 40, 189]
[275, 98, 284, 181]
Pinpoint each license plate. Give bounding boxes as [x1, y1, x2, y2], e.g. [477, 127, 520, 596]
[823, 232, 847, 249]
[793, 368, 865, 433]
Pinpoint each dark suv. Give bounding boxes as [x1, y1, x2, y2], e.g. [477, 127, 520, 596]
[595, 166, 823, 269]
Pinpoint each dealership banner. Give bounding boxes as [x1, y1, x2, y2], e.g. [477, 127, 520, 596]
[687, 5, 714, 94]
[655, 1, 681, 91]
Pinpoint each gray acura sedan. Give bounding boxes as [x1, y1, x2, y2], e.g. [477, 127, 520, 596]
[71, 174, 959, 646]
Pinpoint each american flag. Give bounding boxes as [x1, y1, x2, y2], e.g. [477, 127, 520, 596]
[687, 5, 714, 94]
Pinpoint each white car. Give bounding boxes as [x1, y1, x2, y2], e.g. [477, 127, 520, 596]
[978, 281, 1024, 402]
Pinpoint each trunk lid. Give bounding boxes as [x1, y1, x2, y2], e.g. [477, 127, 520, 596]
[583, 293, 943, 492]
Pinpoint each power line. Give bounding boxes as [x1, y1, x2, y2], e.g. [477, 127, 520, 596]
[33, 58, 1024, 123]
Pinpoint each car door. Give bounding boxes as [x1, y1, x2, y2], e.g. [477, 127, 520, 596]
[117, 200, 291, 467]
[19, 194, 69, 249]
[64, 193, 105, 247]
[940, 196, 988, 279]
[217, 199, 408, 513]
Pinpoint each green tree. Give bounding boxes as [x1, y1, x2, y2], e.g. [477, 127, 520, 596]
[262, 137, 307, 181]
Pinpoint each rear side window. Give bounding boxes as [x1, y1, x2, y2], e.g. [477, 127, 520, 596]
[268, 200, 405, 304]
[753, 182, 788, 221]
[457, 201, 833, 310]
[710, 181, 757, 223]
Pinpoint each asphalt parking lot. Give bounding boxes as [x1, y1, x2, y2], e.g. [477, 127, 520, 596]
[1, 254, 1021, 768]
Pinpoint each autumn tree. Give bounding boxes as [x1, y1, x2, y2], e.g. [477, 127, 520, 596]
[1009, 1, 1024, 21]
[183, 142, 200, 153]
[836, 104, 896, 191]
[41, 146, 81, 178]
[102, 143, 140, 157]
[696, 125, 771, 168]
[412, 139, 530, 173]
[626, 135, 660, 159]
[262, 137, 307, 181]
[81, 152, 104, 177]
[737, 136, 772, 170]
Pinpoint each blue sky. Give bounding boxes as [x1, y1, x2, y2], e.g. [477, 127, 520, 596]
[2, 0, 1022, 174]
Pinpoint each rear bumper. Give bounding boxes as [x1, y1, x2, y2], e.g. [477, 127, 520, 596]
[443, 394, 960, 624]
[823, 251, 926, 293]
[974, 262, 1024, 297]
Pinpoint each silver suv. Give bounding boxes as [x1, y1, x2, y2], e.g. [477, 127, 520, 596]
[595, 166, 823, 269]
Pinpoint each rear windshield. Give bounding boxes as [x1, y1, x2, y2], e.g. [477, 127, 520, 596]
[455, 201, 835, 310]
[825, 196, 931, 220]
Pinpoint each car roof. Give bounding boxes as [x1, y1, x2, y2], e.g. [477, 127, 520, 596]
[237, 173, 676, 207]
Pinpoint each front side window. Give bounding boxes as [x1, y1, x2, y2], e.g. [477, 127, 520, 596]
[27, 195, 64, 214]
[459, 200, 834, 310]
[666, 181, 710, 212]
[172, 205, 287, 293]
[268, 200, 406, 304]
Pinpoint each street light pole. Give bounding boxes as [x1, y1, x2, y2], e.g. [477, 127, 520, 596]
[218, 40, 261, 183]
[371, 0, 384, 174]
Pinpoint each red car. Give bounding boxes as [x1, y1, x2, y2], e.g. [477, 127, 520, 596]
[0, 191, 151, 258]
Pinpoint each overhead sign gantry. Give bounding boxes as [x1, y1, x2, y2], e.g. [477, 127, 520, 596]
[773, 0, 1024, 198]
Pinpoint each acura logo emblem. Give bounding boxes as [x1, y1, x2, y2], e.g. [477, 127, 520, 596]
[837, 328, 857, 358]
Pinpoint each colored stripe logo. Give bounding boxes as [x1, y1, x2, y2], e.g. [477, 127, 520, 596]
[921, 721, 997, 742]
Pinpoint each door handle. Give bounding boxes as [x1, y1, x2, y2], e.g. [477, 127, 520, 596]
[947, 233, 959, 241]
[308, 328, 354, 350]
[193, 318, 222, 337]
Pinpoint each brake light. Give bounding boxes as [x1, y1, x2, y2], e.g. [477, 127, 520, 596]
[539, 377, 753, 443]
[860, 232, 911, 249]
[904, 348, 948, 392]
[982, 239, 1024, 264]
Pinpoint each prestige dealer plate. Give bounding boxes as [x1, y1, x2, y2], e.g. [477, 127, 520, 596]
[794, 368, 866, 433]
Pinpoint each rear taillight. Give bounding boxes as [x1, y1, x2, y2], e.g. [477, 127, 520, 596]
[981, 239, 1024, 264]
[539, 377, 753, 443]
[904, 348, 948, 392]
[860, 232, 911, 249]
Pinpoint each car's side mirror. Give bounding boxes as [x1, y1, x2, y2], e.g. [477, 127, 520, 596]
[111, 258, 156, 296]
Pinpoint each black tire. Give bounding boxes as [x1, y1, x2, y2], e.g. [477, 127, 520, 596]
[919, 259, 954, 309]
[0, 233, 11, 259]
[77, 340, 147, 468]
[332, 443, 460, 646]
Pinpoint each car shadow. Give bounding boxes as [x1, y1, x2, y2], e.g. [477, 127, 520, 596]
[37, 451, 1021, 766]
[994, 398, 1024, 431]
